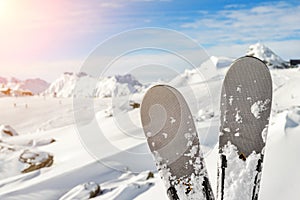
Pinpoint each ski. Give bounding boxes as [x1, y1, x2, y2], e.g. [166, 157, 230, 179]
[141, 85, 214, 200]
[217, 56, 272, 200]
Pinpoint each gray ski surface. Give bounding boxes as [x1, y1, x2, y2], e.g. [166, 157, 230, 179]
[141, 85, 214, 200]
[218, 56, 272, 200]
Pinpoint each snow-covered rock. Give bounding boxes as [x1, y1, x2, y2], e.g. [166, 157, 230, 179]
[104, 106, 113, 118]
[19, 149, 54, 173]
[0, 125, 18, 138]
[27, 138, 56, 147]
[246, 43, 289, 68]
[59, 182, 101, 200]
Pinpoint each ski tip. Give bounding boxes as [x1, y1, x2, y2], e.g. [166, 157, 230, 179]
[140, 84, 180, 115]
[233, 56, 270, 71]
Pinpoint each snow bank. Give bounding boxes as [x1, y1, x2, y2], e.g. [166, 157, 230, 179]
[170, 57, 223, 88]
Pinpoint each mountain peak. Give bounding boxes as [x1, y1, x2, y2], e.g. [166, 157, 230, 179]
[63, 72, 88, 78]
[246, 43, 289, 68]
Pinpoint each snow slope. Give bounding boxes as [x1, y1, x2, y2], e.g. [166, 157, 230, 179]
[0, 56, 300, 199]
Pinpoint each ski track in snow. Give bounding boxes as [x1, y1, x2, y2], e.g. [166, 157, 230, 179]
[0, 56, 300, 199]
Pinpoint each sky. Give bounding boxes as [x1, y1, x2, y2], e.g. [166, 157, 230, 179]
[0, 0, 299, 81]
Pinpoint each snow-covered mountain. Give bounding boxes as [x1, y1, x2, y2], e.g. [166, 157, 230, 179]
[161, 43, 293, 89]
[0, 77, 49, 96]
[43, 72, 143, 98]
[0, 124, 18, 139]
[246, 43, 289, 68]
[18, 78, 50, 95]
[43, 72, 97, 98]
[94, 74, 143, 98]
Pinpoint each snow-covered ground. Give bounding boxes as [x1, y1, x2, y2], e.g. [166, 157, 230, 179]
[1, 54, 300, 199]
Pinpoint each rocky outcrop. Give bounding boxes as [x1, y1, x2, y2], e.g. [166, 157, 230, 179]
[19, 150, 54, 173]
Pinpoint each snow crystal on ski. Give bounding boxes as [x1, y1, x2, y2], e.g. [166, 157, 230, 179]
[251, 99, 271, 119]
[235, 110, 242, 123]
[261, 127, 268, 143]
[153, 149, 207, 200]
[219, 142, 261, 200]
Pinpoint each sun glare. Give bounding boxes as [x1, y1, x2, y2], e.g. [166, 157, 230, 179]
[0, 0, 23, 25]
[0, 0, 7, 14]
[0, 0, 11, 20]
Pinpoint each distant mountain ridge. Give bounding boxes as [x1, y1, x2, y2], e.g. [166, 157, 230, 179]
[0, 77, 49, 96]
[43, 72, 143, 98]
[0, 43, 293, 98]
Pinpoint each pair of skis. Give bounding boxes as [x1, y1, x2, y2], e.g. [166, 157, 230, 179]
[140, 57, 272, 200]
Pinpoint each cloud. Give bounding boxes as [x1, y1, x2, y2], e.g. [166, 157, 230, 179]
[98, 2, 123, 8]
[130, 0, 172, 2]
[180, 2, 300, 46]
